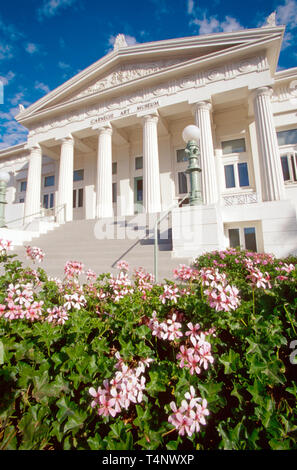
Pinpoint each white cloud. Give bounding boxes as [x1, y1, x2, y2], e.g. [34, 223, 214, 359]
[58, 61, 70, 69]
[193, 14, 243, 35]
[25, 42, 39, 54]
[37, 0, 78, 21]
[276, 0, 297, 29]
[187, 0, 194, 15]
[0, 43, 14, 60]
[34, 81, 51, 94]
[0, 107, 28, 149]
[0, 71, 15, 86]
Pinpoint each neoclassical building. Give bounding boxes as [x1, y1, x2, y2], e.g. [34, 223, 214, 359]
[1, 21, 297, 258]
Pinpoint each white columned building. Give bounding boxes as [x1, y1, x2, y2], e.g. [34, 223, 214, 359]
[142, 113, 161, 213]
[1, 22, 297, 259]
[253, 86, 286, 202]
[57, 135, 74, 223]
[24, 144, 42, 221]
[193, 101, 218, 205]
[96, 125, 113, 219]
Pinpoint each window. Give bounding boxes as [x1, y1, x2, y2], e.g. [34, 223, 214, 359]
[244, 227, 257, 252]
[280, 153, 297, 182]
[277, 128, 297, 146]
[44, 175, 55, 187]
[135, 156, 143, 170]
[228, 228, 240, 248]
[73, 188, 83, 208]
[19, 198, 25, 203]
[20, 180, 27, 192]
[222, 138, 246, 155]
[73, 169, 84, 182]
[112, 162, 117, 175]
[238, 162, 250, 187]
[178, 172, 188, 194]
[224, 162, 249, 189]
[224, 165, 236, 188]
[43, 193, 54, 209]
[112, 182, 117, 203]
[176, 149, 188, 162]
[228, 225, 257, 252]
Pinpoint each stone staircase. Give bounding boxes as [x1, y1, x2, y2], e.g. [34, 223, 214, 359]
[12, 215, 191, 281]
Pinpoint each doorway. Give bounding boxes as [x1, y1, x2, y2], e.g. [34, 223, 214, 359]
[134, 176, 143, 214]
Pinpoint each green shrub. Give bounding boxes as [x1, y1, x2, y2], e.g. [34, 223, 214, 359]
[0, 243, 297, 450]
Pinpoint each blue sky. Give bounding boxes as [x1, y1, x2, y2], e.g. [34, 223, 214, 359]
[0, 0, 297, 150]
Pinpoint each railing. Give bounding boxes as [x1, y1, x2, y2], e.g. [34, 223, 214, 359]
[154, 194, 189, 283]
[5, 204, 66, 229]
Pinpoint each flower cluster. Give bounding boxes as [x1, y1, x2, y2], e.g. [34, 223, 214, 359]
[0, 238, 12, 254]
[173, 264, 199, 282]
[159, 284, 180, 304]
[199, 267, 240, 312]
[64, 260, 84, 278]
[108, 271, 134, 302]
[89, 353, 152, 418]
[64, 290, 87, 311]
[0, 282, 44, 321]
[116, 260, 129, 272]
[168, 386, 210, 437]
[25, 245, 45, 263]
[245, 260, 272, 289]
[275, 262, 295, 281]
[45, 306, 69, 325]
[147, 311, 183, 341]
[85, 269, 97, 283]
[133, 268, 154, 299]
[177, 323, 214, 375]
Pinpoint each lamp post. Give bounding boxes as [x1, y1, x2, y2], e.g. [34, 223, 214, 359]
[182, 125, 202, 206]
[0, 171, 10, 228]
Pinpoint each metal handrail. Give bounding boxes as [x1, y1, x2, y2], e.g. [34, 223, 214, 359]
[6, 203, 66, 227]
[154, 194, 189, 283]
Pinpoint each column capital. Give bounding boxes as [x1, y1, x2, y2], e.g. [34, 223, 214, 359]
[142, 113, 159, 125]
[192, 101, 212, 114]
[26, 143, 41, 153]
[60, 134, 74, 144]
[94, 123, 113, 136]
[252, 86, 273, 100]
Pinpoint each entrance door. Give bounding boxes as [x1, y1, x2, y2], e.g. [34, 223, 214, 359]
[134, 177, 143, 214]
[43, 192, 54, 210]
[73, 187, 84, 220]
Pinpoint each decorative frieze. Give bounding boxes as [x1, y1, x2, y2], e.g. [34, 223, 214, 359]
[28, 55, 268, 137]
[222, 192, 258, 206]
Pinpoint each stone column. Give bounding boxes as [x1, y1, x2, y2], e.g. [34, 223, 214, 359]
[253, 87, 285, 201]
[96, 125, 113, 218]
[57, 135, 74, 223]
[142, 113, 161, 213]
[24, 144, 42, 221]
[192, 101, 218, 205]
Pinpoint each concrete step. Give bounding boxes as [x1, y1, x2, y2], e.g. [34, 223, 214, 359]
[12, 217, 190, 281]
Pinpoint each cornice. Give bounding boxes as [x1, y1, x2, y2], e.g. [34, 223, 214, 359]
[16, 27, 284, 126]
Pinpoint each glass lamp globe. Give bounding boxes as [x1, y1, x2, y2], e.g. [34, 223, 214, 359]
[0, 171, 10, 184]
[182, 125, 201, 144]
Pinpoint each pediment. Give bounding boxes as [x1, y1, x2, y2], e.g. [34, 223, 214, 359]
[16, 26, 285, 125]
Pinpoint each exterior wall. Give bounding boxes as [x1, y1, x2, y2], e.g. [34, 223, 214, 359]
[1, 32, 297, 258]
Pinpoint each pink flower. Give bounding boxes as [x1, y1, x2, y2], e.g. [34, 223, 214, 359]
[64, 260, 84, 278]
[168, 388, 210, 437]
[25, 246, 45, 263]
[86, 269, 97, 282]
[116, 260, 129, 272]
[0, 238, 12, 253]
